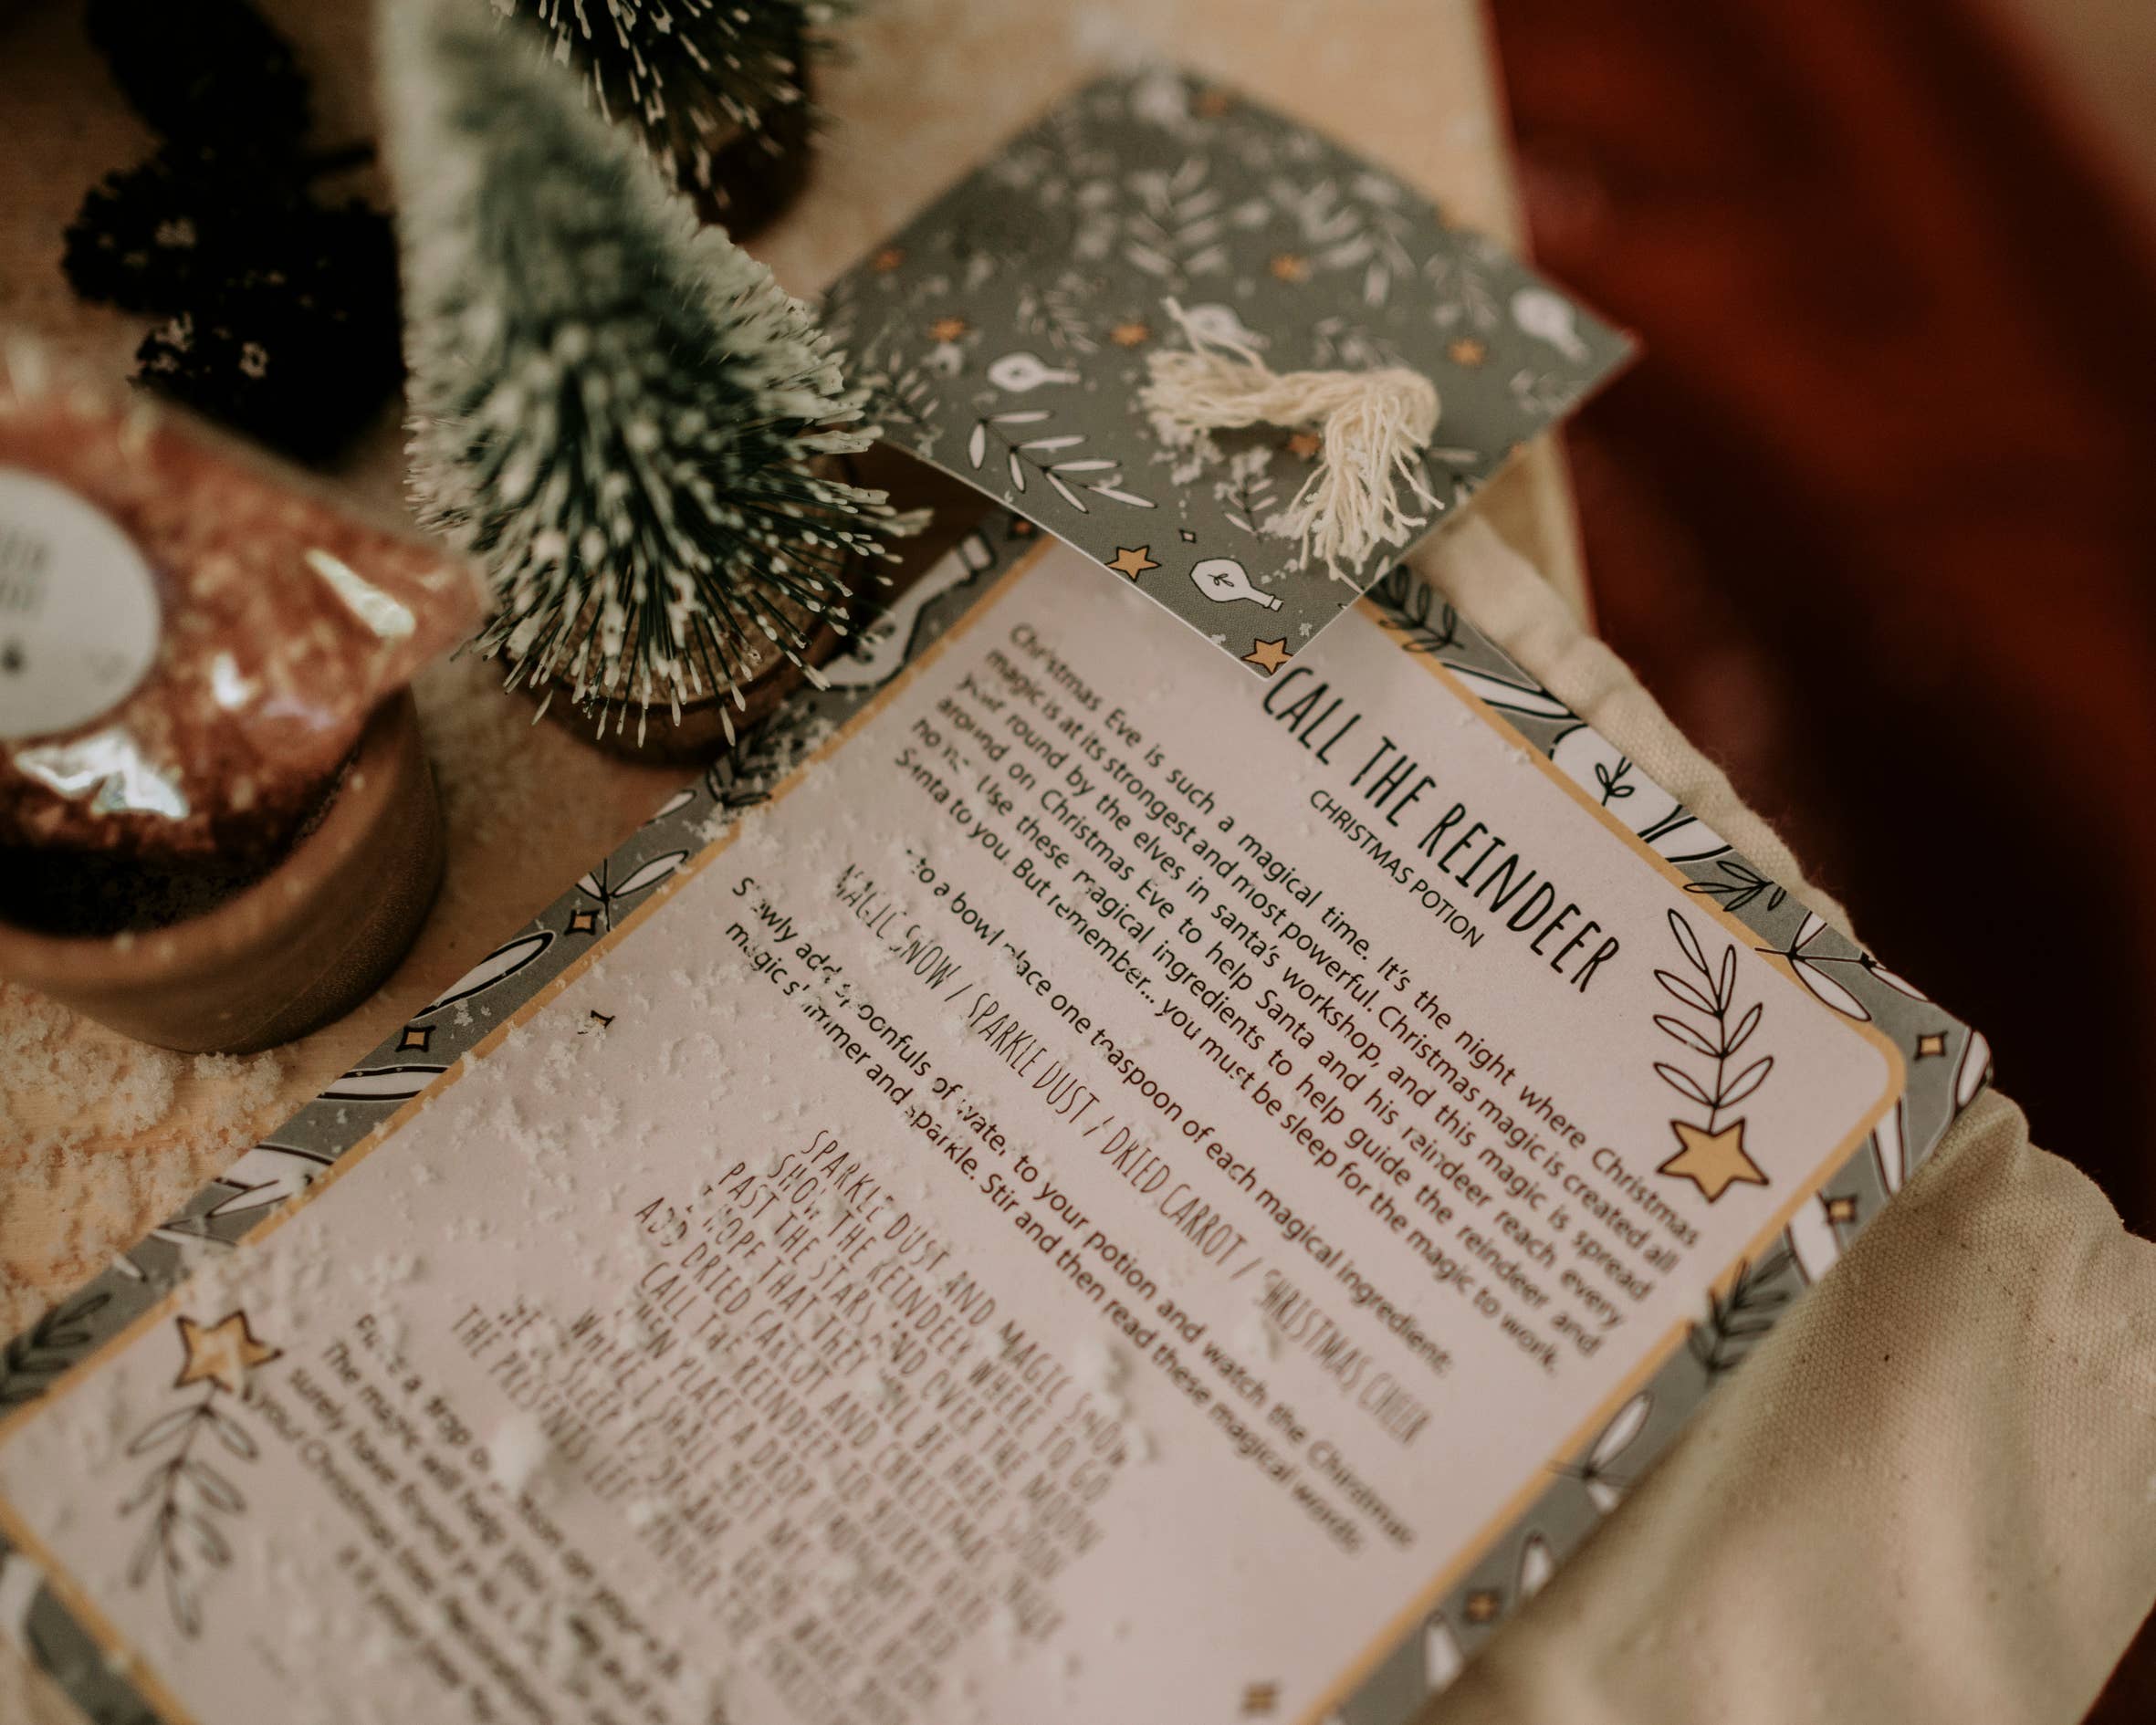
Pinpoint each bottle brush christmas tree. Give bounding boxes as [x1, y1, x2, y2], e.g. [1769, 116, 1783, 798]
[489, 0, 834, 226]
[382, 0, 905, 743]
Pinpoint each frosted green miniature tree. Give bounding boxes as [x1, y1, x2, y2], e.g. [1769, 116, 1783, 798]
[384, 1, 899, 736]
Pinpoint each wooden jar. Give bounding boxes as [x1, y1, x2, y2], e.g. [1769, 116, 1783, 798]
[0, 694, 443, 1053]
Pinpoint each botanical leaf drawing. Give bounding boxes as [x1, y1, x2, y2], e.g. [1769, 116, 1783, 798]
[202, 1143, 336, 1221]
[0, 1290, 110, 1410]
[1422, 240, 1502, 330]
[121, 1383, 257, 1638]
[1423, 1614, 1465, 1691]
[1214, 445, 1280, 537]
[966, 411, 1155, 513]
[317, 1064, 449, 1103]
[1684, 857, 1788, 916]
[413, 930, 555, 1019]
[1118, 155, 1229, 286]
[1653, 910, 1773, 1132]
[1687, 1245, 1795, 1380]
[1012, 273, 1100, 355]
[573, 852, 688, 931]
[1562, 1388, 1653, 1514]
[1758, 911, 1873, 1021]
[1369, 566, 1461, 654]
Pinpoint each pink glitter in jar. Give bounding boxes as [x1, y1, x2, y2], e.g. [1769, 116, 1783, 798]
[0, 336, 482, 874]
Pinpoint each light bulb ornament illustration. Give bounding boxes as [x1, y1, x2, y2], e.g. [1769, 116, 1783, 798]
[1189, 557, 1282, 610]
[1510, 286, 1589, 361]
[987, 350, 1083, 392]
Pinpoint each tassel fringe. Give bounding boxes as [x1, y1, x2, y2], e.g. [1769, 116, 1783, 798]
[1140, 298, 1440, 582]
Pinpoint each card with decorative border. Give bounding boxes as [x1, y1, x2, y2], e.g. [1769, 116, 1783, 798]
[820, 69, 1632, 671]
[0, 517, 1985, 1725]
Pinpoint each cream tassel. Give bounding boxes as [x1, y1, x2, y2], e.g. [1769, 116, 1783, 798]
[1139, 298, 1441, 582]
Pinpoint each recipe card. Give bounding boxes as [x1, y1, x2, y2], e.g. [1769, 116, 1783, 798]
[0, 528, 1985, 1725]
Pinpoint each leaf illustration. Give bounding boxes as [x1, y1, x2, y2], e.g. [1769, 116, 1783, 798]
[1652, 1063, 1713, 1107]
[1088, 483, 1156, 508]
[1954, 1030, 1993, 1110]
[1653, 1015, 1721, 1060]
[1872, 1100, 1909, 1195]
[1718, 1055, 1774, 1110]
[182, 1459, 244, 1514]
[1723, 1002, 1763, 1059]
[0, 1287, 112, 1407]
[124, 1406, 199, 1456]
[202, 1143, 336, 1220]
[1786, 957, 1871, 1021]
[612, 852, 687, 898]
[1684, 858, 1786, 915]
[183, 1513, 232, 1567]
[1424, 1615, 1465, 1690]
[318, 1065, 447, 1103]
[1667, 909, 1710, 981]
[1687, 1246, 1795, 1379]
[1443, 664, 1574, 720]
[1516, 1532, 1555, 1601]
[643, 786, 696, 826]
[1785, 1194, 1844, 1287]
[1593, 1393, 1650, 1468]
[203, 1404, 258, 1460]
[1653, 969, 1717, 1017]
[416, 930, 555, 1019]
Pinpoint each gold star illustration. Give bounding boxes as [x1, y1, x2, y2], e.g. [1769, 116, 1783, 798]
[1286, 429, 1323, 459]
[870, 246, 905, 273]
[1268, 252, 1310, 283]
[1463, 1589, 1502, 1626]
[568, 907, 600, 936]
[399, 1024, 433, 1051]
[175, 1312, 279, 1396]
[1243, 637, 1292, 674]
[1659, 1118, 1768, 1203]
[928, 315, 969, 342]
[1826, 1194, 1859, 1226]
[1109, 319, 1151, 347]
[1106, 546, 1158, 580]
[1915, 1031, 1947, 1059]
[1194, 89, 1233, 120]
[1448, 336, 1488, 367]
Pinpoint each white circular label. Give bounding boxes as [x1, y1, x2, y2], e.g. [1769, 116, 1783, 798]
[0, 465, 162, 741]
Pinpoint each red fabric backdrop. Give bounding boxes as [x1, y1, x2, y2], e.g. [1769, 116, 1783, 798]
[1486, 5, 2156, 1709]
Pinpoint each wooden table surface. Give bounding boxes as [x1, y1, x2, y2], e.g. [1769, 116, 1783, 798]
[0, 4, 1586, 1716]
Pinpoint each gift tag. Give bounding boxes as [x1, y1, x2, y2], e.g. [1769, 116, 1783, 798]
[821, 70, 1632, 672]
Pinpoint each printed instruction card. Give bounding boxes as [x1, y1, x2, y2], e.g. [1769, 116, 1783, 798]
[0, 528, 1987, 1725]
